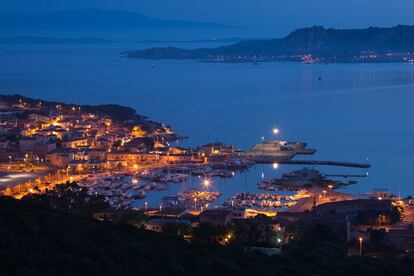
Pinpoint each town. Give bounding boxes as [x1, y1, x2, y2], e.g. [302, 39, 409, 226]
[1, 94, 414, 258]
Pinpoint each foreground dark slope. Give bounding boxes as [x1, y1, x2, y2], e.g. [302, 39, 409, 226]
[0, 197, 267, 276]
[124, 25, 414, 61]
[1, 196, 413, 276]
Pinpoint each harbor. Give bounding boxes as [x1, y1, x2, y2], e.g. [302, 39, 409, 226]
[0, 96, 375, 215]
[222, 192, 302, 209]
[73, 160, 369, 212]
[2, 134, 373, 213]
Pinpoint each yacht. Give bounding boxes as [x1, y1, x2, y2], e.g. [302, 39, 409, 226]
[243, 140, 305, 162]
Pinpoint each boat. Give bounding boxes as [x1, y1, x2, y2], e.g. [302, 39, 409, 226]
[258, 167, 355, 191]
[242, 140, 300, 162]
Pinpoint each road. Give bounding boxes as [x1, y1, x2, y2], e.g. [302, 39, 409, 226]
[287, 187, 356, 212]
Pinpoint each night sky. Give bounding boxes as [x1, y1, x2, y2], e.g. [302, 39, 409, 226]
[1, 0, 414, 36]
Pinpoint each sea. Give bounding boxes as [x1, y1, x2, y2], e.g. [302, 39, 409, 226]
[1, 41, 414, 207]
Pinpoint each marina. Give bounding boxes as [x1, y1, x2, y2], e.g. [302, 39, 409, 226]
[0, 95, 375, 215]
[222, 192, 304, 209]
[74, 161, 367, 212]
[257, 167, 359, 192]
[163, 189, 221, 210]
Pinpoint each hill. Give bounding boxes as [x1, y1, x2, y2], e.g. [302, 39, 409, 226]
[124, 25, 414, 63]
[0, 9, 232, 31]
[0, 94, 144, 122]
[1, 196, 414, 275]
[0, 36, 115, 45]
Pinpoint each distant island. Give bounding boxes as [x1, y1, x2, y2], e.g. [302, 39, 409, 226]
[0, 9, 234, 31]
[0, 36, 115, 45]
[124, 25, 414, 63]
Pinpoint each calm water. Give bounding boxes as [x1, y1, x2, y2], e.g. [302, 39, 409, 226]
[1, 42, 414, 205]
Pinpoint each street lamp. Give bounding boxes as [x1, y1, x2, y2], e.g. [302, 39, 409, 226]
[358, 237, 363, 255]
[328, 184, 333, 196]
[203, 179, 210, 188]
[272, 163, 279, 169]
[272, 128, 280, 135]
[145, 202, 148, 215]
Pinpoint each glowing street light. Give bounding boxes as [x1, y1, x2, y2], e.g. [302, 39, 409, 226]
[203, 179, 211, 188]
[328, 184, 333, 196]
[358, 237, 363, 255]
[272, 163, 279, 169]
[272, 128, 280, 135]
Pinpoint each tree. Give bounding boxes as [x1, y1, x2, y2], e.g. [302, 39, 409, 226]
[114, 210, 147, 228]
[163, 223, 191, 237]
[192, 222, 226, 241]
[22, 182, 109, 218]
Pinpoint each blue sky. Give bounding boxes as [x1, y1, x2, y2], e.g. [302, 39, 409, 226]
[1, 0, 414, 36]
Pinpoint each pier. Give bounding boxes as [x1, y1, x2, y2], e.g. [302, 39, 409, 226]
[277, 160, 371, 168]
[324, 174, 368, 178]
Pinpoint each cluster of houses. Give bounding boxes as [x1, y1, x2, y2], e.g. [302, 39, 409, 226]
[0, 97, 225, 173]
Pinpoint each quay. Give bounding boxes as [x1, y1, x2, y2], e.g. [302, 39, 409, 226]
[324, 174, 368, 178]
[277, 160, 371, 168]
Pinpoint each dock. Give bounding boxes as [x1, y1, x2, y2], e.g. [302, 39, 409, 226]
[324, 174, 368, 178]
[277, 160, 371, 169]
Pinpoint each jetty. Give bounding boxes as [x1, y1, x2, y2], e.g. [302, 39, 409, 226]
[324, 174, 368, 178]
[277, 160, 370, 169]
